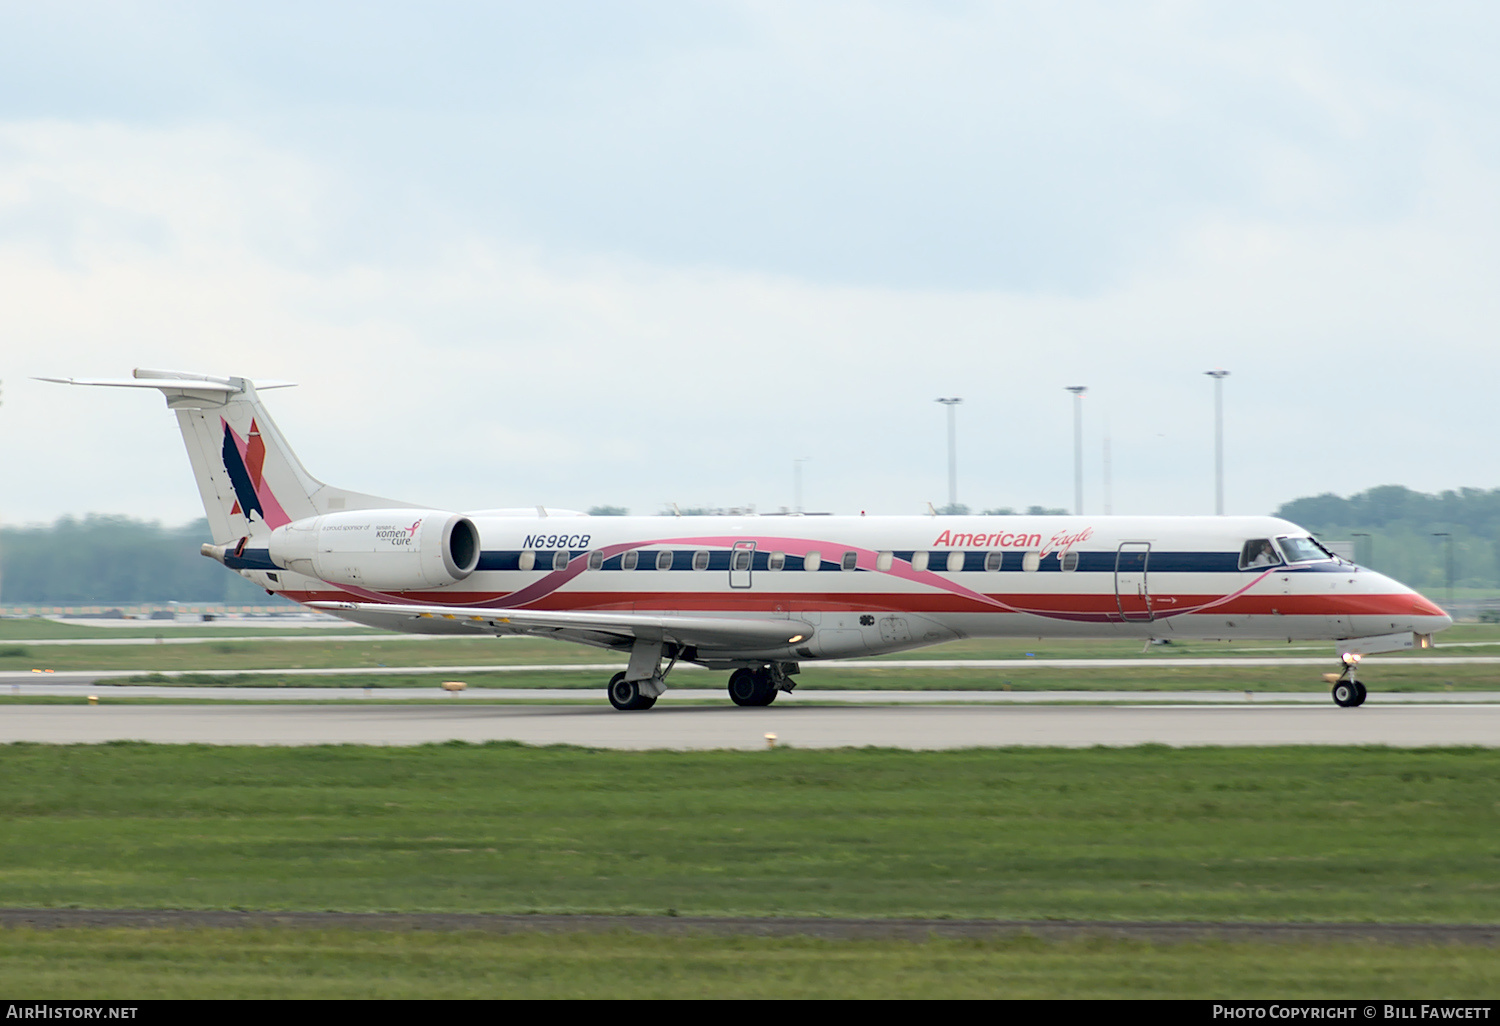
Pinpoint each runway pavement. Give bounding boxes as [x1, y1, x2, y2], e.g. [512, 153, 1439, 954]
[2, 700, 1497, 749]
[6, 677, 1500, 703]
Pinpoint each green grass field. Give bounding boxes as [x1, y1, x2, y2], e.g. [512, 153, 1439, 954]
[0, 618, 380, 641]
[3, 743, 1497, 922]
[5, 623, 1499, 675]
[4, 926, 1495, 999]
[2, 743, 1498, 998]
[5, 623, 1497, 697]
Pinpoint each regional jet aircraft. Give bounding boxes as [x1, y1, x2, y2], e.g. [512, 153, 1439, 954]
[44, 370, 1452, 710]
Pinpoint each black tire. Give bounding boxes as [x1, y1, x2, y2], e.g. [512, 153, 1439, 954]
[1332, 680, 1359, 708]
[728, 668, 760, 707]
[608, 671, 656, 711]
[1352, 681, 1368, 707]
[751, 667, 779, 706]
[727, 667, 778, 707]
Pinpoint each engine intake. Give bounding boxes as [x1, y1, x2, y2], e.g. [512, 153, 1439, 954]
[269, 509, 481, 591]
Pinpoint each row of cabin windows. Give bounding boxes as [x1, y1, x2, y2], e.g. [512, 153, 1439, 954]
[907, 550, 1078, 573]
[515, 549, 1080, 573]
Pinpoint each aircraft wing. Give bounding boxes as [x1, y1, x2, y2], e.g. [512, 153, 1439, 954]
[306, 600, 814, 652]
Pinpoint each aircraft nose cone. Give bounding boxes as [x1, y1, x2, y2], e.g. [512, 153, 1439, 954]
[1412, 594, 1448, 619]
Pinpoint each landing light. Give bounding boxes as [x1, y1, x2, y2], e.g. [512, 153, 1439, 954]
[1341, 652, 1363, 667]
[788, 634, 807, 644]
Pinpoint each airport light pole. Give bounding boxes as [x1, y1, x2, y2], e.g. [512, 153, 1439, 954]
[1065, 386, 1086, 515]
[1351, 532, 1371, 568]
[1432, 532, 1454, 609]
[935, 398, 963, 512]
[1205, 369, 1230, 515]
[1102, 414, 1113, 516]
[793, 457, 808, 514]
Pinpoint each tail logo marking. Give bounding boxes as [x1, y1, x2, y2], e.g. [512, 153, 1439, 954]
[220, 418, 292, 530]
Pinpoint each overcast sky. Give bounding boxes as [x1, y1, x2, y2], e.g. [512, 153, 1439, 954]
[4, 1, 1498, 527]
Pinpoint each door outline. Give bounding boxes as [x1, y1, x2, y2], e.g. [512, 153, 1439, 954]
[1115, 542, 1154, 622]
[730, 540, 755, 589]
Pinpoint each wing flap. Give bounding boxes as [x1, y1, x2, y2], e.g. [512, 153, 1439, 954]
[307, 600, 814, 650]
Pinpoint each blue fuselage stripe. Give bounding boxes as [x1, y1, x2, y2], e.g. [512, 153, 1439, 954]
[230, 546, 1328, 577]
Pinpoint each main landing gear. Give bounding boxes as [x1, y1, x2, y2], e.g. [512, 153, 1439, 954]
[727, 667, 776, 707]
[606, 637, 801, 711]
[1323, 653, 1369, 708]
[607, 638, 677, 711]
[607, 671, 658, 711]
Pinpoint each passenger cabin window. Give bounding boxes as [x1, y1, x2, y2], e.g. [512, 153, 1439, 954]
[1021, 551, 1041, 572]
[1278, 536, 1332, 563]
[587, 551, 604, 571]
[946, 551, 964, 573]
[984, 551, 1003, 572]
[1239, 539, 1283, 570]
[841, 551, 858, 571]
[804, 550, 821, 572]
[656, 550, 674, 571]
[733, 549, 752, 572]
[1060, 551, 1079, 572]
[876, 551, 893, 571]
[621, 550, 639, 571]
[768, 551, 786, 571]
[518, 550, 536, 571]
[911, 551, 929, 572]
[552, 551, 569, 571]
[692, 550, 710, 571]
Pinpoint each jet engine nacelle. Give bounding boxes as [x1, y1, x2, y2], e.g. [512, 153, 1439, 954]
[268, 509, 481, 591]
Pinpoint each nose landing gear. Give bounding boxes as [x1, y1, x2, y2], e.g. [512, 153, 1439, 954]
[1323, 653, 1368, 708]
[1331, 678, 1367, 708]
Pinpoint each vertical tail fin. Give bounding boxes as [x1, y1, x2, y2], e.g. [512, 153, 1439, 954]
[42, 369, 409, 543]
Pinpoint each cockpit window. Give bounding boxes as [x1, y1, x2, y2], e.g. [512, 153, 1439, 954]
[1277, 535, 1333, 563]
[1239, 539, 1282, 570]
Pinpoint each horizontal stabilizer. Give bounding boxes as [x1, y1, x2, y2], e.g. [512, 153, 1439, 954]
[42, 368, 406, 545]
[36, 369, 296, 391]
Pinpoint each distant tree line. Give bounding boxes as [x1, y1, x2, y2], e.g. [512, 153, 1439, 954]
[3, 485, 1495, 602]
[0, 515, 275, 605]
[1275, 485, 1500, 591]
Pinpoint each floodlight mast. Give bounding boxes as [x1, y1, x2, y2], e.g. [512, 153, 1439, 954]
[935, 398, 962, 511]
[1065, 386, 1086, 515]
[1205, 370, 1230, 515]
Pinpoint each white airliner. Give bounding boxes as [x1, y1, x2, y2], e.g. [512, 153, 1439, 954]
[45, 370, 1452, 710]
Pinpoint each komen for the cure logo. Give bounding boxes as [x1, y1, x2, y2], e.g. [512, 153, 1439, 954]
[375, 520, 422, 546]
